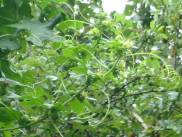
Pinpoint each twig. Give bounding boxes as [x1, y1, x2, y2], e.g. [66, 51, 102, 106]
[125, 90, 165, 97]
[110, 76, 144, 101]
[115, 89, 173, 102]
[110, 75, 154, 103]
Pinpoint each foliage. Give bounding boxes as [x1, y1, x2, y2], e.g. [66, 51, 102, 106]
[0, 0, 182, 136]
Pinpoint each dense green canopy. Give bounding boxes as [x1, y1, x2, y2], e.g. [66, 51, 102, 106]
[0, 0, 182, 136]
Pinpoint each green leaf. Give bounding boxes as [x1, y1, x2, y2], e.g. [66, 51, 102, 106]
[45, 75, 58, 81]
[0, 78, 22, 86]
[38, 0, 68, 8]
[3, 131, 12, 137]
[0, 37, 20, 50]
[69, 99, 85, 114]
[144, 58, 161, 71]
[63, 47, 77, 58]
[57, 20, 85, 31]
[167, 91, 179, 100]
[71, 66, 87, 74]
[0, 107, 21, 123]
[0, 60, 21, 80]
[10, 20, 60, 46]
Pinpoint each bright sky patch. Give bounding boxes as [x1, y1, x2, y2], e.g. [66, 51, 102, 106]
[102, 0, 128, 14]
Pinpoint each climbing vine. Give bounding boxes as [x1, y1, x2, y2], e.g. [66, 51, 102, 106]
[0, 0, 181, 136]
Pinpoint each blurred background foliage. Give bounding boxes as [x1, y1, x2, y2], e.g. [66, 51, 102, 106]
[0, 0, 181, 136]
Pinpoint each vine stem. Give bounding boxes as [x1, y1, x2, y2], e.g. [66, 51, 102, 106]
[132, 111, 149, 131]
[0, 34, 12, 38]
[52, 123, 64, 137]
[127, 52, 170, 75]
[90, 90, 111, 127]
[81, 47, 108, 69]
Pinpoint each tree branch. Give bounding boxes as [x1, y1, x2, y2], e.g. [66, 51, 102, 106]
[110, 75, 152, 102]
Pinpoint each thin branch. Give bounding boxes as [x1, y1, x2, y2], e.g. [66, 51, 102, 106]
[115, 89, 174, 102]
[118, 76, 141, 90]
[110, 75, 152, 101]
[125, 90, 165, 97]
